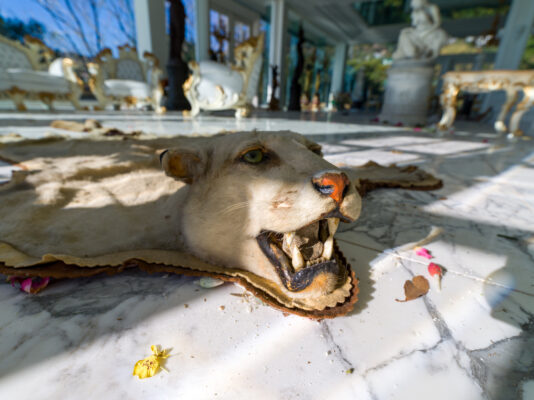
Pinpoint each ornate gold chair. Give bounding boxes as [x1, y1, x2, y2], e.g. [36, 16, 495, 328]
[0, 35, 83, 111]
[88, 45, 164, 113]
[183, 33, 264, 118]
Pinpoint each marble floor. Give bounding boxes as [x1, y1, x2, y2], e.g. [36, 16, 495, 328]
[0, 110, 533, 400]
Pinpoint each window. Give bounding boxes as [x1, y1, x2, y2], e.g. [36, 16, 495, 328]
[210, 9, 230, 63]
[234, 22, 250, 44]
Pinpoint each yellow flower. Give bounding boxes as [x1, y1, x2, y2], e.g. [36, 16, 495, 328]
[133, 345, 170, 379]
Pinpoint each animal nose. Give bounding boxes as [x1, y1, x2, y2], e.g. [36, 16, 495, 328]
[312, 171, 350, 204]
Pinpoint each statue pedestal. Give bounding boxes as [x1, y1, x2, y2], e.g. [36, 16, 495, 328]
[379, 59, 435, 126]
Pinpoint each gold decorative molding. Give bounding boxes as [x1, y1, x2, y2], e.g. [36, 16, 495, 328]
[438, 70, 534, 136]
[0, 35, 83, 110]
[87, 44, 164, 113]
[183, 32, 265, 118]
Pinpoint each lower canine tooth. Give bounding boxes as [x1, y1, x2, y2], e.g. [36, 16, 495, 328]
[322, 236, 334, 260]
[291, 243, 305, 270]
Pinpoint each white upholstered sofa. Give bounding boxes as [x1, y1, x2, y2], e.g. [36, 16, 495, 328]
[88, 45, 163, 113]
[0, 35, 83, 110]
[183, 33, 264, 118]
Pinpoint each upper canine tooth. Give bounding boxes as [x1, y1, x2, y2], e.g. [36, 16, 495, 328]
[328, 218, 340, 236]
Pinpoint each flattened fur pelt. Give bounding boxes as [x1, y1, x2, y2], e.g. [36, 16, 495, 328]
[0, 133, 441, 317]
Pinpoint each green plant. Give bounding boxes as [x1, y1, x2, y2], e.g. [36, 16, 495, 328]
[347, 53, 390, 91]
[520, 35, 534, 70]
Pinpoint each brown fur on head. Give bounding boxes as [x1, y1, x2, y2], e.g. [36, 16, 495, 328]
[161, 131, 361, 300]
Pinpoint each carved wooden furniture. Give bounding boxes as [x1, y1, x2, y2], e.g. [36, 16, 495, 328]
[438, 70, 534, 136]
[88, 45, 164, 113]
[183, 33, 264, 118]
[0, 35, 83, 111]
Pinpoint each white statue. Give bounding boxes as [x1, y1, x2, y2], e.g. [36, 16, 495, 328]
[392, 0, 448, 60]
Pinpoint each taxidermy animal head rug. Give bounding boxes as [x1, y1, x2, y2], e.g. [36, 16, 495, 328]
[0, 130, 441, 318]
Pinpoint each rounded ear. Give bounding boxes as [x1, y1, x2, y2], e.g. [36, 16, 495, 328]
[302, 137, 323, 157]
[160, 148, 204, 184]
[308, 142, 323, 157]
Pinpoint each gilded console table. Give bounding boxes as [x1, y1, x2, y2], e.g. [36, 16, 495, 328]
[438, 70, 534, 136]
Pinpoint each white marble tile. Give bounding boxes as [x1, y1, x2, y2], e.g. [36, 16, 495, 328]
[365, 341, 485, 400]
[341, 135, 444, 148]
[0, 111, 404, 139]
[396, 139, 490, 155]
[0, 112, 533, 400]
[522, 381, 534, 399]
[325, 150, 423, 166]
[323, 239, 443, 372]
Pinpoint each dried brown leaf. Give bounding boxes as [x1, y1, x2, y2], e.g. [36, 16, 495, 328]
[396, 275, 429, 302]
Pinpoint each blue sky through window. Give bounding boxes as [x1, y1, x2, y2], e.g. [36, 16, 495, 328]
[0, 0, 196, 56]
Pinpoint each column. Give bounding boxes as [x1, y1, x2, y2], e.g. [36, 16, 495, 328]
[268, 0, 288, 107]
[134, 0, 167, 72]
[252, 18, 262, 37]
[493, 0, 534, 70]
[482, 0, 534, 112]
[330, 43, 347, 97]
[194, 0, 210, 62]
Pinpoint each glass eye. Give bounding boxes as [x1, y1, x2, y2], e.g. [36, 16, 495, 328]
[242, 149, 264, 164]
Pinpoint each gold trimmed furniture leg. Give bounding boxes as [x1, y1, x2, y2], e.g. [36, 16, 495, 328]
[39, 93, 55, 111]
[509, 87, 534, 137]
[235, 104, 251, 119]
[7, 88, 27, 111]
[68, 94, 83, 110]
[438, 83, 459, 130]
[185, 87, 200, 117]
[494, 88, 520, 133]
[67, 84, 83, 110]
[151, 85, 164, 114]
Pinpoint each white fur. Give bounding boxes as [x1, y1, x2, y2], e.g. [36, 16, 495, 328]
[163, 131, 362, 299]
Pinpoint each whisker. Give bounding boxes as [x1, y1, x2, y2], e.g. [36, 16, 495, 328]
[220, 201, 250, 215]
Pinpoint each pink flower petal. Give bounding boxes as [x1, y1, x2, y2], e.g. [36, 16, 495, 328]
[30, 277, 50, 293]
[20, 278, 33, 293]
[8, 276, 21, 287]
[428, 262, 442, 277]
[413, 127, 422, 132]
[414, 247, 432, 259]
[7, 276, 51, 294]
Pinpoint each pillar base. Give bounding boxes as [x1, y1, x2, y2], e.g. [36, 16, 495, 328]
[379, 59, 435, 126]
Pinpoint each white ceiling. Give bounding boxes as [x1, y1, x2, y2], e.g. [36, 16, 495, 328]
[230, 0, 511, 45]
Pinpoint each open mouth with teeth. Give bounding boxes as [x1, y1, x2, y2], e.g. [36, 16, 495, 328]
[256, 217, 348, 293]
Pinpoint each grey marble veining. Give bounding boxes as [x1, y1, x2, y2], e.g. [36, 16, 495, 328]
[0, 111, 533, 400]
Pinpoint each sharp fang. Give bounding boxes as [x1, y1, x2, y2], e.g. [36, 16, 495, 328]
[283, 232, 295, 252]
[322, 236, 334, 260]
[291, 242, 305, 271]
[322, 218, 339, 260]
[328, 218, 340, 236]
